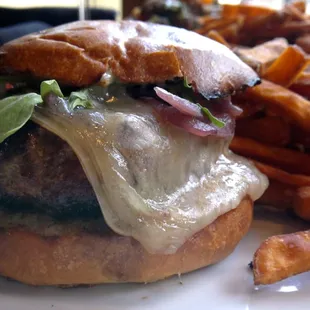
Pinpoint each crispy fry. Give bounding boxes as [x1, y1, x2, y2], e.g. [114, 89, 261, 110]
[257, 180, 295, 209]
[291, 125, 310, 148]
[231, 137, 310, 175]
[235, 116, 290, 146]
[207, 30, 230, 48]
[262, 20, 310, 39]
[252, 161, 310, 187]
[290, 66, 310, 97]
[243, 11, 284, 35]
[263, 46, 307, 86]
[290, 83, 310, 98]
[233, 98, 264, 119]
[284, 2, 307, 21]
[195, 17, 241, 35]
[245, 80, 310, 132]
[253, 230, 310, 285]
[234, 38, 288, 75]
[217, 23, 240, 42]
[291, 0, 307, 13]
[293, 187, 310, 221]
[197, 16, 217, 27]
[296, 34, 310, 53]
[222, 4, 275, 23]
[287, 61, 310, 89]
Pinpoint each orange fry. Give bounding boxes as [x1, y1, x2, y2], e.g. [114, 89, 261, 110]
[291, 125, 310, 148]
[222, 4, 275, 23]
[231, 136, 310, 175]
[290, 0, 307, 14]
[253, 161, 310, 187]
[264, 20, 310, 38]
[288, 61, 310, 88]
[244, 10, 284, 34]
[263, 46, 307, 86]
[245, 80, 310, 132]
[290, 82, 310, 98]
[233, 97, 264, 119]
[257, 180, 295, 209]
[217, 23, 240, 42]
[235, 116, 290, 147]
[197, 16, 217, 27]
[293, 187, 310, 221]
[234, 38, 288, 74]
[253, 230, 310, 285]
[207, 30, 230, 48]
[195, 17, 240, 35]
[284, 1, 307, 21]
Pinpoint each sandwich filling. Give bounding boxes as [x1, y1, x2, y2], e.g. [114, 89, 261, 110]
[0, 78, 268, 254]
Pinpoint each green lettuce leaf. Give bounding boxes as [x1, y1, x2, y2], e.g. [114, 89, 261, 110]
[40, 80, 64, 98]
[68, 90, 93, 111]
[183, 77, 192, 89]
[197, 103, 225, 128]
[0, 93, 42, 143]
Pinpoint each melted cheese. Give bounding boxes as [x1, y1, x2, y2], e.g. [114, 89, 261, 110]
[32, 87, 268, 254]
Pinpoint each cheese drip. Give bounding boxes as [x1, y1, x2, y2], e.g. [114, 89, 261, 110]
[32, 87, 268, 254]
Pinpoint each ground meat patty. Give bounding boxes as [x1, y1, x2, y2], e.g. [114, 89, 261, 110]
[0, 122, 102, 219]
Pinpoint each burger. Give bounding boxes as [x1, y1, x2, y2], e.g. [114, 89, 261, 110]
[0, 20, 268, 286]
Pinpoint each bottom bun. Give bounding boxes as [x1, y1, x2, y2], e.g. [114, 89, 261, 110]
[0, 197, 252, 286]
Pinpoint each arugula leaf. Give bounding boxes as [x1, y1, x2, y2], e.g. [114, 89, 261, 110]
[183, 77, 192, 89]
[68, 90, 93, 111]
[40, 80, 64, 98]
[197, 103, 225, 128]
[0, 93, 42, 143]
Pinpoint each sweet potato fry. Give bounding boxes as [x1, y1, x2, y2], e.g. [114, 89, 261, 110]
[263, 46, 306, 87]
[296, 34, 310, 53]
[290, 66, 310, 97]
[244, 10, 284, 34]
[230, 137, 310, 175]
[290, 83, 310, 98]
[293, 187, 310, 221]
[217, 23, 239, 42]
[291, 0, 307, 13]
[287, 61, 310, 89]
[235, 116, 291, 146]
[284, 2, 307, 21]
[257, 180, 295, 209]
[263, 20, 310, 38]
[195, 17, 240, 35]
[245, 80, 310, 132]
[252, 161, 310, 187]
[207, 30, 230, 48]
[291, 125, 310, 148]
[234, 38, 288, 75]
[222, 4, 275, 24]
[197, 16, 217, 27]
[233, 97, 264, 119]
[253, 230, 310, 285]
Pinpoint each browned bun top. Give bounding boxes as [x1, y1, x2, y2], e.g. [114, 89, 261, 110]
[0, 20, 259, 99]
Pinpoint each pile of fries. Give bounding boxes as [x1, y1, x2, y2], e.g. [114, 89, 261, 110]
[195, 0, 310, 286]
[196, 0, 310, 49]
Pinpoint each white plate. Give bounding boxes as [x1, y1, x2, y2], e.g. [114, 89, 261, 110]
[1, 206, 310, 310]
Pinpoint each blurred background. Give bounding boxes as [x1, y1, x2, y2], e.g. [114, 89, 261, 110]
[0, 0, 309, 45]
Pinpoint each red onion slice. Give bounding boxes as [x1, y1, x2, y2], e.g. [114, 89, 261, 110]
[154, 105, 234, 138]
[154, 87, 203, 118]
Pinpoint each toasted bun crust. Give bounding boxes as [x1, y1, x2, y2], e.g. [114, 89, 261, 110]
[0, 20, 259, 99]
[0, 197, 252, 286]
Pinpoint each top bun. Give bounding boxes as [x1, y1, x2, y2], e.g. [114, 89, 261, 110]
[0, 20, 259, 99]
